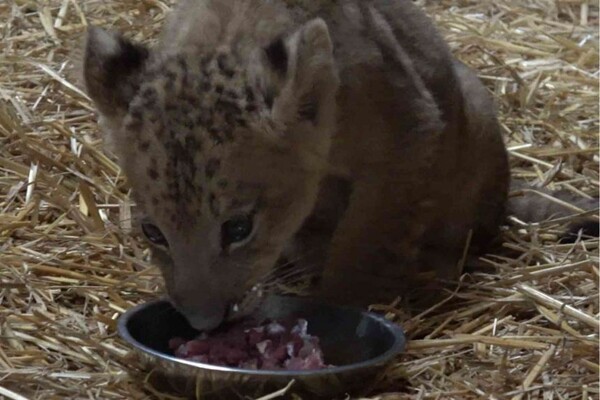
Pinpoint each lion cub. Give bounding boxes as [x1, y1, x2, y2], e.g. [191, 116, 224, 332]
[83, 0, 520, 330]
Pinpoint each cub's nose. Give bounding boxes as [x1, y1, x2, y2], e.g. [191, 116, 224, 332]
[170, 295, 227, 331]
[184, 309, 225, 331]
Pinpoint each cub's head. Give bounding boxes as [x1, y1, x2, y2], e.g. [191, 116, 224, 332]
[82, 19, 338, 330]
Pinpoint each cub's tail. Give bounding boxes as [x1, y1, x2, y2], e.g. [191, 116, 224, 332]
[507, 180, 599, 243]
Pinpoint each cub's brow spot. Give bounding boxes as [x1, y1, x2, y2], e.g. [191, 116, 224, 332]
[147, 168, 159, 180]
[138, 141, 150, 151]
[205, 158, 221, 179]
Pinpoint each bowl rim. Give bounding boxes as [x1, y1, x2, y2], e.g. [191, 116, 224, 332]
[117, 298, 406, 377]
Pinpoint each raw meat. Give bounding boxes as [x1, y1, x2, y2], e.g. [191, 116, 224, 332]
[168, 318, 332, 371]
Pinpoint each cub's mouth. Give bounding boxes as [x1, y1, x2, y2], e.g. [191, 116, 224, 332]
[225, 284, 266, 323]
[224, 255, 318, 323]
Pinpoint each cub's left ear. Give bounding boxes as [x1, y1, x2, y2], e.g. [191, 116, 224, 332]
[83, 27, 149, 119]
[265, 18, 338, 127]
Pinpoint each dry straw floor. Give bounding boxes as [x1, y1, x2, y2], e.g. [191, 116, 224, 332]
[0, 0, 598, 399]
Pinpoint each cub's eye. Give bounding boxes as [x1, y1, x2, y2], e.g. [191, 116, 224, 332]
[142, 222, 168, 247]
[221, 215, 254, 248]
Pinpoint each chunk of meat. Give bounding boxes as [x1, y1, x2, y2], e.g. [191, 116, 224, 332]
[169, 318, 331, 370]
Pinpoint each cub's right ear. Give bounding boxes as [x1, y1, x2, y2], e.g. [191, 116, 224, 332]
[83, 27, 149, 118]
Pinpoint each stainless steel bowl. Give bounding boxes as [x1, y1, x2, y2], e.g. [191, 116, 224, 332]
[117, 296, 405, 399]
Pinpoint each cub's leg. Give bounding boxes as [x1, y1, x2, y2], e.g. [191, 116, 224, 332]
[314, 4, 448, 307]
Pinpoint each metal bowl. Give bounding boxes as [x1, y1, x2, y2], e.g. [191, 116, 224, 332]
[117, 296, 405, 399]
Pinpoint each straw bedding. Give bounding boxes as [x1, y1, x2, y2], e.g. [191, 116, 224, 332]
[0, 0, 598, 399]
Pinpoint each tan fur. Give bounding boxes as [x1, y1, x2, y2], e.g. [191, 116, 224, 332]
[80, 0, 594, 330]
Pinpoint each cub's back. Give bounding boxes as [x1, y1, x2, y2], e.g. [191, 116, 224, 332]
[158, 0, 459, 116]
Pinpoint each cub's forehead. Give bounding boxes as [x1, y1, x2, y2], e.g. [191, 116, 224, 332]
[126, 50, 265, 146]
[121, 50, 268, 228]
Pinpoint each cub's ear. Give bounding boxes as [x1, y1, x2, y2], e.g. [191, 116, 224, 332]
[83, 27, 149, 119]
[264, 18, 338, 129]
